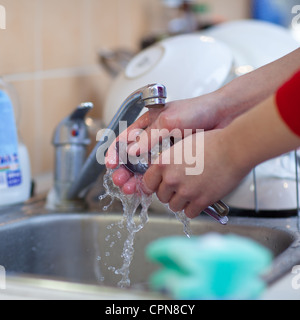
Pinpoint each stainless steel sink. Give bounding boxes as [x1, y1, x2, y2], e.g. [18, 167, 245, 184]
[0, 203, 299, 293]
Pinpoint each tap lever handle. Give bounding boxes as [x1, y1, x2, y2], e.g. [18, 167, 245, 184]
[53, 102, 93, 146]
[69, 102, 93, 121]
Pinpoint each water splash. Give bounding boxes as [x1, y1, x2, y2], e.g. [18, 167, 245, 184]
[100, 169, 152, 288]
[164, 203, 191, 238]
[100, 167, 191, 288]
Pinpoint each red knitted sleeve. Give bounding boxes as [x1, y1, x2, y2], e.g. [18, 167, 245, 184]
[276, 70, 300, 137]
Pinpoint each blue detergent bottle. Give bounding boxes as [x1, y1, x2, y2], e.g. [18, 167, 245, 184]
[0, 80, 31, 207]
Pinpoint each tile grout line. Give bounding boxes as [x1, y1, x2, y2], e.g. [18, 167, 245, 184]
[2, 65, 101, 83]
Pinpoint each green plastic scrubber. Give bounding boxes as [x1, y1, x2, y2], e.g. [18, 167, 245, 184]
[146, 233, 273, 300]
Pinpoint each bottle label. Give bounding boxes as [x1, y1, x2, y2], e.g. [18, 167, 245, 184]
[0, 153, 22, 189]
[0, 91, 22, 189]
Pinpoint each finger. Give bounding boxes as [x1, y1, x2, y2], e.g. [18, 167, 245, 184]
[106, 139, 120, 169]
[184, 202, 202, 219]
[112, 167, 133, 187]
[128, 111, 150, 132]
[127, 109, 171, 157]
[105, 112, 151, 168]
[119, 112, 150, 142]
[168, 194, 190, 213]
[142, 165, 163, 195]
[128, 123, 171, 157]
[156, 182, 175, 204]
[122, 176, 137, 195]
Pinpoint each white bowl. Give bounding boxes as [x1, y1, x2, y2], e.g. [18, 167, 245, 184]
[103, 33, 234, 125]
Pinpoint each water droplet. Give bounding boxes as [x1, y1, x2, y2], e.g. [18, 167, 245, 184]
[108, 266, 116, 272]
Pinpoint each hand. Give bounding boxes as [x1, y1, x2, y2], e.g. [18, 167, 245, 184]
[140, 129, 251, 219]
[144, 91, 300, 219]
[105, 92, 231, 194]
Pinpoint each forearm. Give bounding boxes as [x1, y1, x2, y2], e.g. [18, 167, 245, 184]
[223, 95, 300, 173]
[217, 48, 300, 121]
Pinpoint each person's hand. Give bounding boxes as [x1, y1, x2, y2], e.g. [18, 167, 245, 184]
[141, 129, 251, 219]
[141, 91, 300, 219]
[105, 92, 232, 194]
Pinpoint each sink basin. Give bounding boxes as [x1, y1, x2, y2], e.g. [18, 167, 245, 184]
[0, 211, 299, 292]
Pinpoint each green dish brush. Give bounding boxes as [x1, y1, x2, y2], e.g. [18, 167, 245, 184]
[146, 233, 273, 300]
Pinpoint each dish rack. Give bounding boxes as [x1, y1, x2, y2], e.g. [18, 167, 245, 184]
[251, 150, 300, 231]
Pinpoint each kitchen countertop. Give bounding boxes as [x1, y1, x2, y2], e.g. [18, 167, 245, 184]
[0, 273, 298, 300]
[0, 276, 166, 300]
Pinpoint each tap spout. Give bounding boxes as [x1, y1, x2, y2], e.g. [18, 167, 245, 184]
[67, 83, 167, 200]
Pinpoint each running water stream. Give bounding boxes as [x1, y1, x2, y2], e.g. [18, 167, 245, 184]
[100, 108, 191, 288]
[99, 168, 191, 288]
